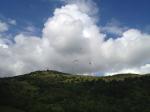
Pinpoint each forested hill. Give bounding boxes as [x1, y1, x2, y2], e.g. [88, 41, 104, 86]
[0, 70, 150, 112]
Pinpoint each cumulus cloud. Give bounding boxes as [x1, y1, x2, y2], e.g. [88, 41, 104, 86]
[25, 26, 36, 32]
[0, 0, 150, 77]
[62, 0, 98, 15]
[105, 64, 150, 76]
[102, 19, 128, 36]
[0, 21, 9, 32]
[8, 19, 16, 25]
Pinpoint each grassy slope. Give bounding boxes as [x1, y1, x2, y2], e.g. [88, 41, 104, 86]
[0, 70, 150, 112]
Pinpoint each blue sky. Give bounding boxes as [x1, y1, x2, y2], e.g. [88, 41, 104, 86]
[0, 0, 63, 36]
[100, 0, 150, 30]
[0, 0, 150, 36]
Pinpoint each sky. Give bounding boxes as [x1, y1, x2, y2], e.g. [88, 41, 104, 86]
[0, 0, 150, 77]
[1, 0, 150, 35]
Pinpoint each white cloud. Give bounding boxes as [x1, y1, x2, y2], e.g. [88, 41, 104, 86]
[102, 19, 128, 36]
[0, 39, 8, 48]
[102, 25, 126, 36]
[0, 44, 8, 49]
[0, 1, 150, 77]
[25, 26, 36, 32]
[0, 21, 9, 32]
[105, 64, 150, 76]
[62, 0, 98, 15]
[8, 19, 16, 25]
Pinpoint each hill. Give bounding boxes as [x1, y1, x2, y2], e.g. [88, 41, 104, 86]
[0, 70, 150, 112]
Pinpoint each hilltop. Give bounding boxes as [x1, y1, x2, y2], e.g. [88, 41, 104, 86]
[0, 70, 150, 112]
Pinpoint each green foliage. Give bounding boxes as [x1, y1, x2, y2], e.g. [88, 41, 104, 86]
[0, 106, 24, 112]
[0, 71, 150, 112]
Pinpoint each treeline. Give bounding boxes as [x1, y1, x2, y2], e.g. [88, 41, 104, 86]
[0, 71, 150, 112]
